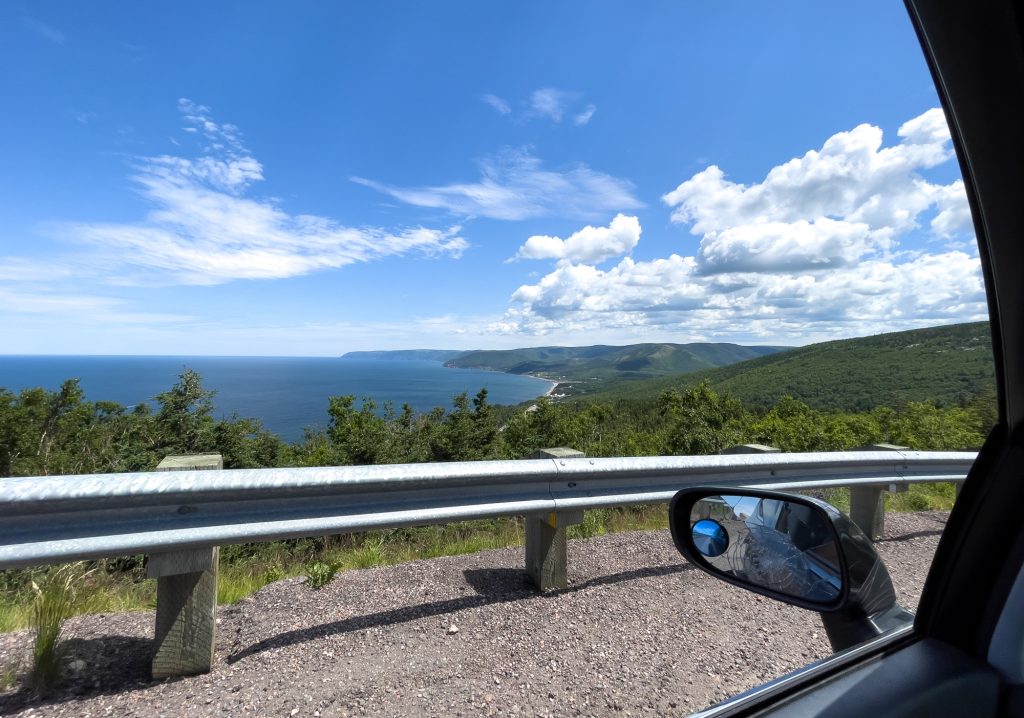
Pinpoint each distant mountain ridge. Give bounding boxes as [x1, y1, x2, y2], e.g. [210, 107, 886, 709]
[343, 343, 791, 383]
[341, 350, 465, 362]
[443, 343, 790, 381]
[583, 322, 995, 411]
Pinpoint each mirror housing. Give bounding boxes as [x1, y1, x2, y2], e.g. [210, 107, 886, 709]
[670, 487, 912, 651]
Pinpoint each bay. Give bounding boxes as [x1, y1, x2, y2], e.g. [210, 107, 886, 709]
[0, 356, 554, 443]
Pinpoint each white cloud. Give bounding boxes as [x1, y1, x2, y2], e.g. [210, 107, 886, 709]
[529, 88, 575, 122]
[495, 108, 986, 341]
[663, 112, 954, 237]
[353, 148, 642, 221]
[53, 100, 467, 286]
[481, 94, 511, 115]
[574, 104, 597, 126]
[513, 214, 640, 264]
[498, 251, 985, 339]
[481, 88, 596, 126]
[659, 107, 969, 276]
[0, 257, 74, 282]
[697, 218, 890, 273]
[931, 180, 973, 238]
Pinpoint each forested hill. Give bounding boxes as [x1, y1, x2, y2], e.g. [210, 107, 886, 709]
[341, 350, 464, 362]
[583, 322, 995, 411]
[443, 343, 789, 381]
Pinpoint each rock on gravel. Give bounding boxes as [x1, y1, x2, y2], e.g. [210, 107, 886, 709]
[0, 512, 948, 717]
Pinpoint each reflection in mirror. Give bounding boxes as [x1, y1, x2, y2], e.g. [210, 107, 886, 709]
[690, 495, 842, 603]
[692, 519, 729, 557]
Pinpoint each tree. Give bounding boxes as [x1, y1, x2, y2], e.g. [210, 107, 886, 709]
[153, 369, 217, 455]
[659, 381, 748, 455]
[325, 395, 393, 465]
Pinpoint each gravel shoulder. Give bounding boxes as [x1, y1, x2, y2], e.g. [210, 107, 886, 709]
[0, 511, 948, 717]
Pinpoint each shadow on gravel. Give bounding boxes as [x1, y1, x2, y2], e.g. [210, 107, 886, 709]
[0, 635, 151, 716]
[878, 529, 946, 543]
[228, 562, 692, 665]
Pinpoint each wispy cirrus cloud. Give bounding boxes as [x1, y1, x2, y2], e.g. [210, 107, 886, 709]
[23, 17, 65, 45]
[481, 93, 511, 116]
[353, 148, 642, 221]
[51, 99, 467, 286]
[574, 104, 597, 126]
[482, 87, 597, 125]
[528, 88, 577, 122]
[0, 286, 192, 324]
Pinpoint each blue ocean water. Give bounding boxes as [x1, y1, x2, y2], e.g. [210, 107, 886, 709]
[0, 356, 554, 443]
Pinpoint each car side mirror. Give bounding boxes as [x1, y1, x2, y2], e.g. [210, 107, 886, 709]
[670, 487, 913, 651]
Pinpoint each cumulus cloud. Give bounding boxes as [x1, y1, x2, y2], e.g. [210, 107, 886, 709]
[696, 218, 889, 274]
[353, 148, 642, 221]
[662, 107, 971, 276]
[931, 180, 974, 238]
[663, 109, 955, 238]
[495, 108, 986, 341]
[512, 214, 641, 264]
[55, 100, 467, 286]
[497, 250, 984, 338]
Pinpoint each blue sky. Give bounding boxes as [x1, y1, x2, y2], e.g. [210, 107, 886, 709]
[0, 2, 985, 355]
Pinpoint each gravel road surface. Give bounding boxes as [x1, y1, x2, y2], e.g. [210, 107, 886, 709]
[0, 511, 948, 717]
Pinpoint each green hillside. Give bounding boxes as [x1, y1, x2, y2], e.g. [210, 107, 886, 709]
[444, 343, 789, 384]
[582, 322, 995, 411]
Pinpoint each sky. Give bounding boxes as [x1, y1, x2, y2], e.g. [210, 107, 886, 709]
[0, 2, 986, 356]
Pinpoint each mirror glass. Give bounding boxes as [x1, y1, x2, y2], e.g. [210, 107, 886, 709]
[692, 519, 729, 557]
[690, 495, 842, 603]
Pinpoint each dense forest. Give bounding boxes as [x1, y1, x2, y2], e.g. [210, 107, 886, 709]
[0, 365, 993, 480]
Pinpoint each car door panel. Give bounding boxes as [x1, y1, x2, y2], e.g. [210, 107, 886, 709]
[693, 637, 999, 718]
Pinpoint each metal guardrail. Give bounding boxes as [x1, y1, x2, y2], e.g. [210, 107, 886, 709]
[0, 450, 975, 570]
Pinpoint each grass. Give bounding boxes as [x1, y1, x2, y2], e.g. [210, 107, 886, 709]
[0, 663, 18, 691]
[887, 482, 957, 512]
[0, 487, 954, 638]
[28, 563, 91, 692]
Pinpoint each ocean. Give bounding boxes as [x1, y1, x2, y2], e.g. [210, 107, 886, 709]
[0, 356, 554, 443]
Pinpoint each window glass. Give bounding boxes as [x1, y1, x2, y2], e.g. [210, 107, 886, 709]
[0, 1, 993, 714]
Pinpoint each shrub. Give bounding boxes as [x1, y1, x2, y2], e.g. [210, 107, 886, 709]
[569, 509, 608, 539]
[305, 561, 340, 589]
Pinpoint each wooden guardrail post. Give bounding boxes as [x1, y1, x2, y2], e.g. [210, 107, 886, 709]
[849, 444, 908, 541]
[524, 448, 585, 591]
[148, 453, 222, 679]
